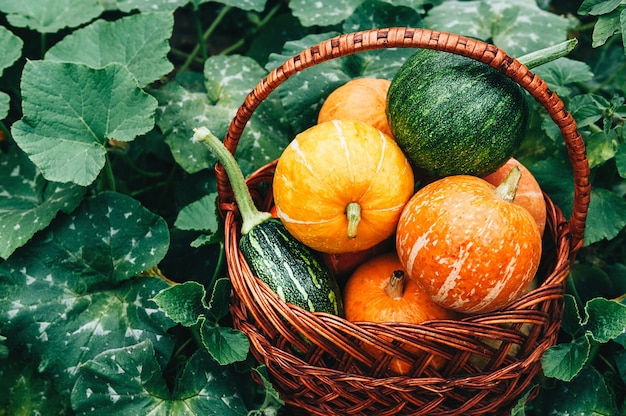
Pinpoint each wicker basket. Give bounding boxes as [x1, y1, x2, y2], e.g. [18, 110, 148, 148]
[215, 28, 590, 415]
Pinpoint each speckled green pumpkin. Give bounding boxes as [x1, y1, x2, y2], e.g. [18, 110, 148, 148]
[386, 49, 529, 178]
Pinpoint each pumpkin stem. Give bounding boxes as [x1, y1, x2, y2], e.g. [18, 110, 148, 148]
[385, 270, 405, 300]
[493, 165, 521, 203]
[193, 127, 271, 235]
[346, 202, 361, 239]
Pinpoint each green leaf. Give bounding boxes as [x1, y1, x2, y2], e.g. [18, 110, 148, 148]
[206, 277, 232, 321]
[153, 281, 208, 327]
[531, 58, 594, 97]
[591, 6, 624, 48]
[45, 12, 174, 87]
[0, 269, 175, 398]
[342, 0, 422, 31]
[579, 0, 623, 15]
[154, 56, 288, 175]
[424, 0, 571, 56]
[200, 321, 250, 365]
[0, 92, 9, 120]
[532, 365, 618, 415]
[251, 365, 284, 406]
[196, 0, 266, 12]
[0, 359, 65, 415]
[561, 294, 584, 338]
[584, 297, 626, 343]
[0, 0, 104, 33]
[584, 188, 626, 245]
[174, 193, 219, 233]
[616, 141, 626, 178]
[0, 25, 23, 76]
[110, 0, 189, 12]
[11, 61, 157, 186]
[171, 348, 248, 415]
[586, 129, 619, 169]
[0, 148, 85, 259]
[73, 343, 248, 415]
[541, 336, 591, 381]
[0, 334, 7, 360]
[289, 0, 363, 27]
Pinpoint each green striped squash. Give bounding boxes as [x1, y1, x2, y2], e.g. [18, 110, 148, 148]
[386, 48, 529, 178]
[240, 218, 344, 316]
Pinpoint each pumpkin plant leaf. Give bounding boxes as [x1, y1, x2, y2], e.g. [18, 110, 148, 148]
[0, 0, 104, 33]
[71, 341, 247, 415]
[112, 0, 189, 12]
[154, 55, 288, 175]
[11, 61, 157, 186]
[174, 193, 220, 233]
[0, 359, 65, 415]
[424, 0, 572, 56]
[200, 321, 250, 365]
[584, 297, 626, 343]
[0, 92, 9, 120]
[153, 281, 209, 327]
[541, 336, 591, 381]
[45, 12, 174, 87]
[584, 188, 626, 245]
[0, 25, 23, 75]
[0, 192, 174, 397]
[205, 277, 232, 321]
[0, 147, 85, 260]
[194, 0, 266, 11]
[531, 365, 618, 415]
[616, 141, 626, 178]
[531, 58, 594, 96]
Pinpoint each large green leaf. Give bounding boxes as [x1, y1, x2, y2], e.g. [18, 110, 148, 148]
[0, 147, 85, 260]
[45, 12, 174, 86]
[107, 0, 188, 12]
[531, 365, 618, 415]
[174, 192, 219, 233]
[196, 0, 266, 11]
[154, 55, 289, 175]
[0, 25, 22, 76]
[11, 61, 157, 186]
[541, 336, 591, 381]
[423, 0, 572, 57]
[584, 297, 626, 343]
[0, 192, 174, 397]
[72, 343, 248, 415]
[584, 188, 626, 245]
[0, 0, 104, 33]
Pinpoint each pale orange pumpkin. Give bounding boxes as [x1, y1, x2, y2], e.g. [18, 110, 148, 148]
[396, 167, 542, 314]
[317, 78, 392, 137]
[483, 157, 546, 236]
[344, 252, 457, 374]
[273, 119, 414, 254]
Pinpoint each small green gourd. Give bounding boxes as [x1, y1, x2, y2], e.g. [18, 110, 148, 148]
[193, 127, 344, 317]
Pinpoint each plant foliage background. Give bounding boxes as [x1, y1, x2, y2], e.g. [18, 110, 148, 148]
[0, 0, 626, 414]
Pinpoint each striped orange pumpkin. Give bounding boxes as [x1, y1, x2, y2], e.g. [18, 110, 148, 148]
[396, 170, 542, 314]
[273, 119, 414, 254]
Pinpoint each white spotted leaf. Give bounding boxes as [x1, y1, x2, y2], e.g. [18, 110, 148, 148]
[71, 342, 248, 415]
[0, 148, 85, 260]
[0, 0, 104, 33]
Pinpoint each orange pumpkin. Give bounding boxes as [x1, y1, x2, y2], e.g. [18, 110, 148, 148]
[317, 78, 392, 137]
[273, 119, 414, 254]
[396, 167, 542, 314]
[483, 157, 546, 236]
[344, 252, 457, 374]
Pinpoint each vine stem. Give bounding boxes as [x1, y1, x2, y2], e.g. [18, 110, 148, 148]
[193, 127, 271, 235]
[180, 5, 232, 72]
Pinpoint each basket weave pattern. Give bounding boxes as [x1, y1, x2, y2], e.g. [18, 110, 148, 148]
[216, 28, 590, 415]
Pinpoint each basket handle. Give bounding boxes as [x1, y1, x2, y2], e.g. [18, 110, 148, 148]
[216, 27, 590, 252]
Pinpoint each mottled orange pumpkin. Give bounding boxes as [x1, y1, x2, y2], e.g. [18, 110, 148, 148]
[318, 78, 393, 137]
[273, 119, 414, 254]
[344, 252, 457, 374]
[483, 157, 546, 236]
[396, 168, 542, 314]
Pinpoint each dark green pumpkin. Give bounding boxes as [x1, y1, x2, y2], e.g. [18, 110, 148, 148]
[386, 49, 529, 178]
